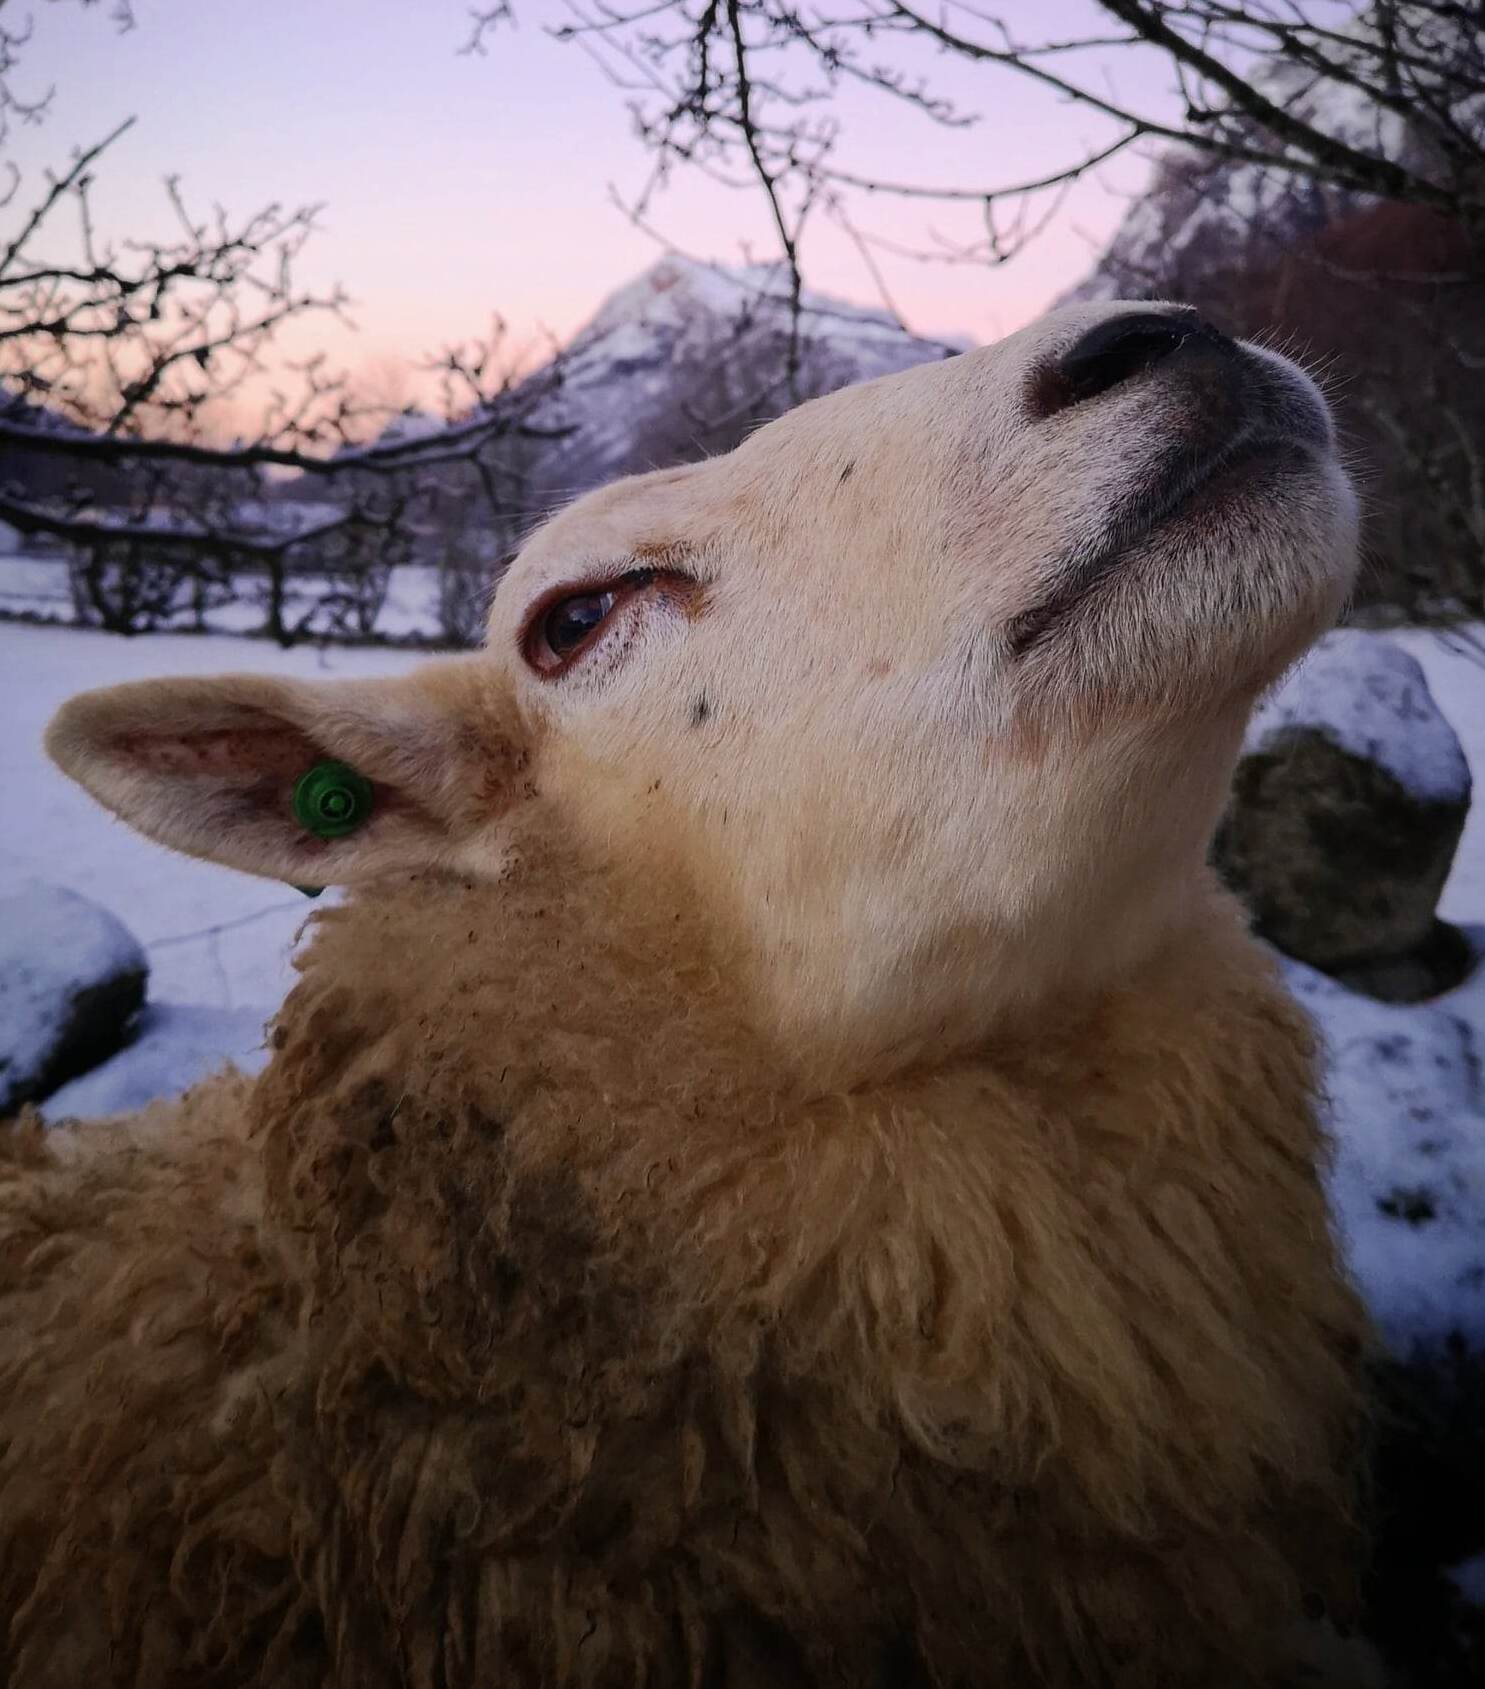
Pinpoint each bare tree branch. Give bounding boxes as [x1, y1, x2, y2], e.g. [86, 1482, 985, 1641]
[0, 0, 575, 647]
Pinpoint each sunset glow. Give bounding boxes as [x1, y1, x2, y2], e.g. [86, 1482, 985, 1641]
[8, 0, 1185, 427]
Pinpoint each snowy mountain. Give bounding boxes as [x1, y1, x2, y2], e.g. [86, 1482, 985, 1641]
[514, 255, 962, 506]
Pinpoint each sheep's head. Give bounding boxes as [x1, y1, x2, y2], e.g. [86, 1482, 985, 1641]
[47, 301, 1357, 1071]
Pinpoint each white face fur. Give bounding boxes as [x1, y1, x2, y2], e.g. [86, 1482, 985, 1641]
[48, 300, 1358, 1072]
[493, 301, 1357, 1062]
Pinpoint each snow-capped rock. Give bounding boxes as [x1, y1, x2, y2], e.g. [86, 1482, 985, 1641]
[1249, 632, 1470, 805]
[518, 255, 961, 503]
[1286, 953, 1485, 1355]
[1217, 632, 1472, 999]
[0, 880, 148, 1113]
[40, 1002, 270, 1121]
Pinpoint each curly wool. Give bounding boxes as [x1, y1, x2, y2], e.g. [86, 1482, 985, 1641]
[0, 834, 1368, 1687]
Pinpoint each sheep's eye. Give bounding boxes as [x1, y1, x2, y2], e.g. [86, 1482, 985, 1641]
[525, 569, 658, 676]
[544, 591, 616, 659]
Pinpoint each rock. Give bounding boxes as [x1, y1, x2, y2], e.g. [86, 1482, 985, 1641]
[1217, 632, 1472, 999]
[1330, 919, 1475, 1005]
[1283, 956, 1485, 1356]
[509, 255, 961, 511]
[0, 880, 148, 1115]
[40, 1002, 269, 1122]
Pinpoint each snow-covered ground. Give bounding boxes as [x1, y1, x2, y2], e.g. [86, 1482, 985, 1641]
[0, 555, 451, 641]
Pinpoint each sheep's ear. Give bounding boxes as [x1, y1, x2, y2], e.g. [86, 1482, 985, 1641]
[45, 657, 529, 887]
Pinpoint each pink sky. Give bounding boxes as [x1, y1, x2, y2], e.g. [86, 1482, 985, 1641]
[11, 1, 1183, 418]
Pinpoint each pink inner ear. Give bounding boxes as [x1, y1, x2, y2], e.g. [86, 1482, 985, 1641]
[113, 726, 320, 778]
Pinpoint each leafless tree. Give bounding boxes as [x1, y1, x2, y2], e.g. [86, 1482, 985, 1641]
[0, 0, 568, 642]
[536, 2, 1482, 268]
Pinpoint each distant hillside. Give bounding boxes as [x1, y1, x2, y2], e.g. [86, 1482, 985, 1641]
[0, 389, 131, 509]
[363, 256, 963, 528]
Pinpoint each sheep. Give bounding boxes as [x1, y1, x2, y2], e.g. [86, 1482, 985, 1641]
[4, 300, 1375, 1688]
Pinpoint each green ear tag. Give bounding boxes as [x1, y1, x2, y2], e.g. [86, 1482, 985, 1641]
[292, 760, 374, 840]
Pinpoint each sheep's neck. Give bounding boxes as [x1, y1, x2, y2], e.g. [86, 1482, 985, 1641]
[253, 847, 1355, 1519]
[533, 706, 1254, 1082]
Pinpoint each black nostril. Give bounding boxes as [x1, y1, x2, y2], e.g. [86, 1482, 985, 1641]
[1035, 309, 1229, 416]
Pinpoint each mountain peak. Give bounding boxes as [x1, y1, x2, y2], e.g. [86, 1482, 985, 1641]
[499, 254, 962, 515]
[573, 253, 962, 359]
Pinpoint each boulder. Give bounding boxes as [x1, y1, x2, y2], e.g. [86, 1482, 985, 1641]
[0, 880, 148, 1115]
[1216, 631, 1472, 1000]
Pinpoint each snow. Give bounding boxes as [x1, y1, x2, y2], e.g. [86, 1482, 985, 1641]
[525, 254, 963, 497]
[1259, 628, 1485, 1356]
[0, 556, 73, 616]
[1254, 45, 1410, 167]
[1, 556, 451, 642]
[1255, 627, 1485, 1355]
[574, 256, 958, 358]
[1247, 630, 1473, 806]
[39, 1003, 270, 1122]
[1287, 955, 1485, 1354]
[0, 877, 146, 1108]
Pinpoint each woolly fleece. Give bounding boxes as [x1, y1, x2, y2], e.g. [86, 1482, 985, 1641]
[0, 834, 1367, 1687]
